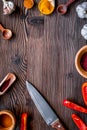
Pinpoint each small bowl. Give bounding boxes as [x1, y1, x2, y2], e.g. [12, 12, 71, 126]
[75, 45, 87, 78]
[0, 110, 16, 130]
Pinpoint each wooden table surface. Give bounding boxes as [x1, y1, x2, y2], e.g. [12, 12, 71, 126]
[0, 0, 87, 130]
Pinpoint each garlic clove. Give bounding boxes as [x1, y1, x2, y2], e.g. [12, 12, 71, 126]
[82, 2, 87, 9]
[3, 1, 15, 15]
[76, 2, 87, 19]
[81, 24, 87, 40]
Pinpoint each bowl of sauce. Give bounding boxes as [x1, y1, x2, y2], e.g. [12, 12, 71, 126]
[75, 45, 87, 78]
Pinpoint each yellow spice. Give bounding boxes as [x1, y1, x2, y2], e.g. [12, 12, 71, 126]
[38, 0, 54, 15]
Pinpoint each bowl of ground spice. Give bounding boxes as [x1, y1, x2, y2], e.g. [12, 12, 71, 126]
[0, 110, 16, 130]
[75, 45, 87, 78]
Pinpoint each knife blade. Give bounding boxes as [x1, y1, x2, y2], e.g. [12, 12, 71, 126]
[26, 81, 66, 130]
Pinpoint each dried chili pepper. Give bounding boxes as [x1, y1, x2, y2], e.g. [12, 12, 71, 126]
[20, 113, 28, 130]
[72, 114, 87, 130]
[82, 82, 87, 105]
[63, 99, 87, 113]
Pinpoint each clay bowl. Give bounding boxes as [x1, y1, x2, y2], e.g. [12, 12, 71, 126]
[75, 45, 87, 78]
[0, 110, 16, 130]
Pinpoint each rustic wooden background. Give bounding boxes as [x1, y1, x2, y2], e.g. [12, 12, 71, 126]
[0, 0, 87, 130]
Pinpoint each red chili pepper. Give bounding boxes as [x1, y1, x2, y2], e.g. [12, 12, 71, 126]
[63, 99, 87, 113]
[72, 114, 87, 130]
[20, 113, 28, 130]
[82, 82, 87, 105]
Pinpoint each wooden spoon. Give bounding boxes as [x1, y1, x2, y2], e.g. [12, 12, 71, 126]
[57, 0, 76, 14]
[0, 24, 12, 40]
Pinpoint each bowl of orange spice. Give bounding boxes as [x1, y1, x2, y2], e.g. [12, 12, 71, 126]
[38, 0, 55, 15]
[0, 110, 16, 130]
[75, 45, 87, 78]
[24, 0, 34, 9]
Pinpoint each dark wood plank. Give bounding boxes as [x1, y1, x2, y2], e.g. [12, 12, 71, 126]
[0, 0, 87, 130]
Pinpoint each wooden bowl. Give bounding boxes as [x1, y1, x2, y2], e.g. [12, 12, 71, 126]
[75, 45, 87, 78]
[0, 110, 16, 130]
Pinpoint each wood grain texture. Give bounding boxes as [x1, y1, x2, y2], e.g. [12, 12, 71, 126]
[0, 0, 87, 130]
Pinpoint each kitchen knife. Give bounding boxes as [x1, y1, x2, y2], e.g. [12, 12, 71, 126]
[26, 81, 66, 130]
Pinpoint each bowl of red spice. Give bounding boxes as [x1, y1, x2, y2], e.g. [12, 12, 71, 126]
[75, 45, 87, 78]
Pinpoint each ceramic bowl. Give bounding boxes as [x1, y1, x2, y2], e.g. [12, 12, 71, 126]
[75, 45, 87, 78]
[0, 110, 16, 130]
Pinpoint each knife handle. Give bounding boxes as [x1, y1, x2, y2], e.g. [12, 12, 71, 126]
[52, 119, 66, 130]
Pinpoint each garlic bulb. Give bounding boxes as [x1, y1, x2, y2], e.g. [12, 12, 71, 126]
[81, 24, 87, 40]
[76, 2, 87, 19]
[3, 0, 15, 15]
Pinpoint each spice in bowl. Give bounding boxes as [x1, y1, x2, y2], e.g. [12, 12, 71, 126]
[80, 52, 87, 71]
[0, 110, 16, 130]
[38, 0, 55, 15]
[24, 0, 34, 9]
[75, 45, 87, 78]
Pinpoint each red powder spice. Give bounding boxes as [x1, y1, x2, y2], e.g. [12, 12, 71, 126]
[80, 52, 87, 71]
[0, 79, 10, 92]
